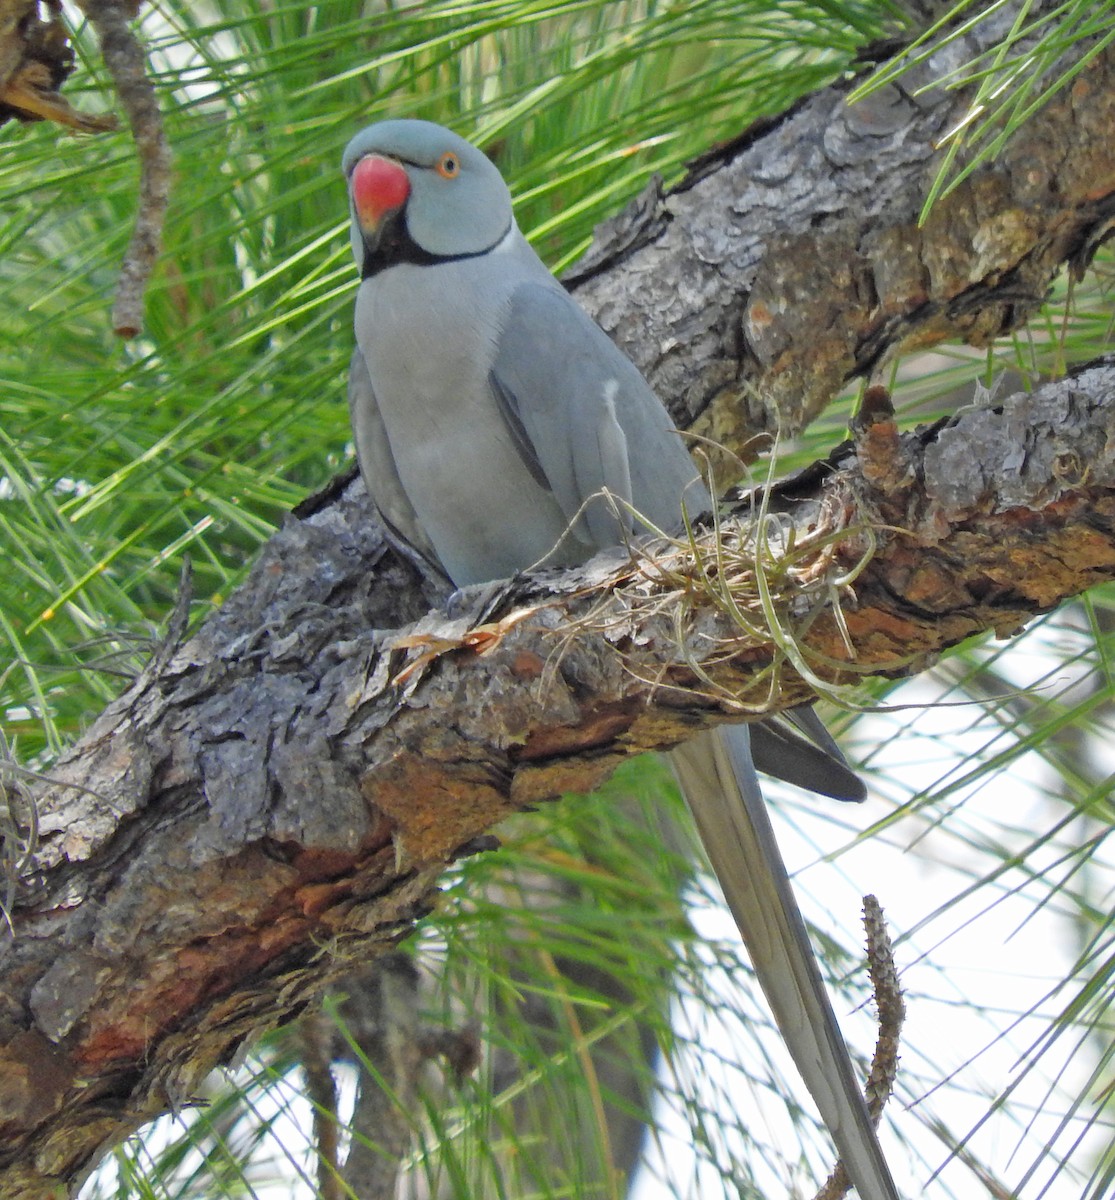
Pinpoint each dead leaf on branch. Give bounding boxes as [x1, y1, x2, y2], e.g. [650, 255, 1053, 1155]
[390, 606, 546, 687]
[0, 0, 115, 131]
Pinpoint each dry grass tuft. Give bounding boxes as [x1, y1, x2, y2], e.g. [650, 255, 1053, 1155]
[552, 447, 880, 715]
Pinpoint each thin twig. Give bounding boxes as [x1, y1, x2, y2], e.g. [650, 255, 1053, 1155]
[77, 0, 171, 336]
[297, 1008, 344, 1200]
[861, 893, 906, 1121]
[814, 895, 906, 1200]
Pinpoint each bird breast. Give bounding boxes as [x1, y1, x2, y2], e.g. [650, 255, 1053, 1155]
[354, 255, 585, 585]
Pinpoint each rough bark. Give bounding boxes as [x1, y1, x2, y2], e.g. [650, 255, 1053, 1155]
[568, 6, 1115, 475]
[4, 7, 1115, 1194]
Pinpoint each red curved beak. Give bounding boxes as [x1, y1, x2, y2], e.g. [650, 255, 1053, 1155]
[351, 155, 411, 238]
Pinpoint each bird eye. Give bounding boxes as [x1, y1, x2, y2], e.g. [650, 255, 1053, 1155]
[436, 152, 460, 179]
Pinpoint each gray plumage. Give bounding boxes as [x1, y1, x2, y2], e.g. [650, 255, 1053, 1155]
[344, 119, 899, 1200]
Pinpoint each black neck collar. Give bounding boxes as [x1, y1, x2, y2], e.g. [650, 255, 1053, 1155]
[361, 211, 511, 279]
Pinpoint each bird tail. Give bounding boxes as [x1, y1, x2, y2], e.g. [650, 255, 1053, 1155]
[670, 724, 900, 1200]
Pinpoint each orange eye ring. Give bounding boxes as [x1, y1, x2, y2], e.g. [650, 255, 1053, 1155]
[435, 151, 461, 179]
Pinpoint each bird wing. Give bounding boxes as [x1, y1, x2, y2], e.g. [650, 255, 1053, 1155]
[750, 708, 866, 802]
[490, 281, 703, 550]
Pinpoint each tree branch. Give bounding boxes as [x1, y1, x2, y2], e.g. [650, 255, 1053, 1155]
[569, 5, 1115, 469]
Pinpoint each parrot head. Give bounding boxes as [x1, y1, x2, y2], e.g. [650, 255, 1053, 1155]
[343, 120, 513, 276]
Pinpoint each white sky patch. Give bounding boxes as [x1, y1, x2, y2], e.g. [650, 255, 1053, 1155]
[0, 475, 92, 501]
